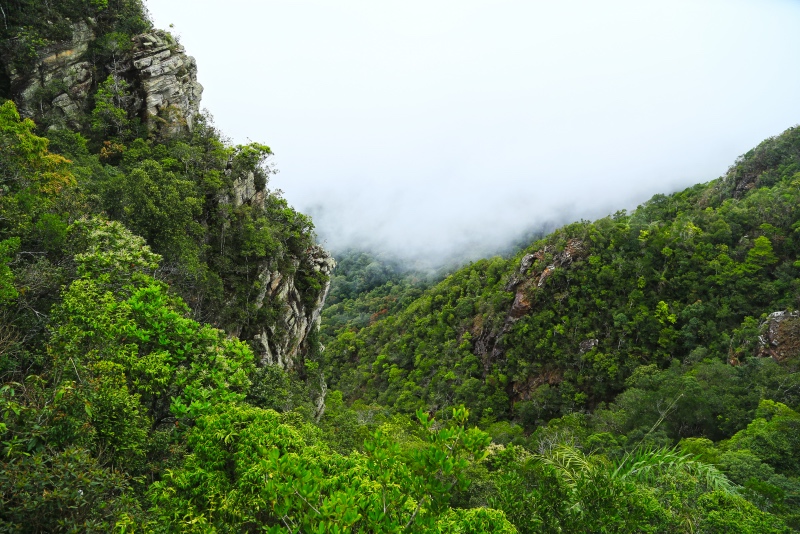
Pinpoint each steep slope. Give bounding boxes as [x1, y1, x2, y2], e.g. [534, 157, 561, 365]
[0, 1, 202, 135]
[320, 250, 443, 344]
[0, 89, 516, 534]
[2, 4, 798, 531]
[325, 126, 800, 424]
[0, 1, 333, 370]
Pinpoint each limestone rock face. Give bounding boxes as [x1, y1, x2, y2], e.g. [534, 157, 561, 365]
[253, 246, 336, 370]
[130, 30, 203, 132]
[227, 171, 266, 208]
[6, 23, 202, 133]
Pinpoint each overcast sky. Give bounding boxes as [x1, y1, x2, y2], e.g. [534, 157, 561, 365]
[148, 0, 800, 263]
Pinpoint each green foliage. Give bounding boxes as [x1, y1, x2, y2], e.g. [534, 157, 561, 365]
[314, 125, 800, 531]
[726, 400, 800, 478]
[697, 491, 790, 533]
[324, 124, 800, 427]
[75, 120, 328, 342]
[90, 75, 134, 141]
[326, 256, 513, 422]
[119, 158, 204, 266]
[321, 250, 439, 346]
[2, 9, 800, 530]
[0, 237, 20, 305]
[0, 0, 151, 79]
[472, 444, 667, 533]
[748, 235, 779, 269]
[0, 100, 78, 374]
[92, 31, 134, 68]
[149, 404, 508, 532]
[50, 275, 254, 428]
[70, 216, 161, 283]
[0, 447, 145, 533]
[0, 100, 75, 237]
[436, 507, 518, 533]
[611, 445, 736, 493]
[590, 358, 789, 442]
[230, 142, 272, 192]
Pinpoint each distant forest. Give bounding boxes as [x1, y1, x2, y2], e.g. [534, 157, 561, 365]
[1, 1, 799, 532]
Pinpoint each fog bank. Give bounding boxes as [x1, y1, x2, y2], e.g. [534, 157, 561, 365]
[148, 0, 800, 264]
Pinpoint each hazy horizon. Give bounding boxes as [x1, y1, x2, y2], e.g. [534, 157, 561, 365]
[147, 0, 800, 264]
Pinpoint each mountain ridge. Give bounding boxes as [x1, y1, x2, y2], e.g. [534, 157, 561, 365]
[324, 124, 800, 425]
[1, 2, 798, 531]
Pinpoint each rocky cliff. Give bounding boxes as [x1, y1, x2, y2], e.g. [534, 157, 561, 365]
[220, 165, 337, 370]
[129, 30, 203, 132]
[7, 21, 96, 129]
[3, 14, 335, 370]
[759, 311, 800, 367]
[254, 247, 336, 369]
[4, 21, 202, 133]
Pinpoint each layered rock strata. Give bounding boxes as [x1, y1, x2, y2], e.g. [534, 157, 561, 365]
[5, 23, 202, 132]
[129, 30, 203, 131]
[9, 21, 95, 129]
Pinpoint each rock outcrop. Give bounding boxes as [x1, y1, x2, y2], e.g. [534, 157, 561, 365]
[253, 246, 336, 370]
[506, 238, 586, 315]
[508, 288, 533, 319]
[217, 163, 335, 369]
[8, 21, 95, 129]
[579, 338, 599, 354]
[129, 30, 203, 132]
[758, 311, 800, 365]
[224, 170, 266, 208]
[475, 238, 587, 377]
[5, 22, 202, 133]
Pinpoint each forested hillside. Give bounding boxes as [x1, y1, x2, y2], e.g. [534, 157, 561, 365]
[323, 126, 800, 530]
[1, 1, 798, 532]
[320, 250, 444, 345]
[326, 127, 800, 419]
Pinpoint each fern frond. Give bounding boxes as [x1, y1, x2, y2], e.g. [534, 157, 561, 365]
[533, 445, 596, 487]
[613, 446, 737, 494]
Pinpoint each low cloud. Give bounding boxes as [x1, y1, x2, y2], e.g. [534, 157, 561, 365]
[150, 0, 800, 266]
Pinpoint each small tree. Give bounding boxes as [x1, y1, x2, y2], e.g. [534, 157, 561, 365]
[90, 75, 132, 140]
[746, 236, 778, 269]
